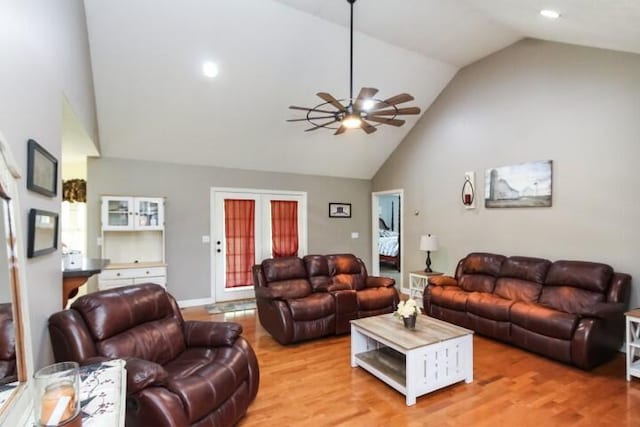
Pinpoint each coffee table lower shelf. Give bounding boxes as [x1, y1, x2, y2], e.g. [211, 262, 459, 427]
[351, 321, 473, 406]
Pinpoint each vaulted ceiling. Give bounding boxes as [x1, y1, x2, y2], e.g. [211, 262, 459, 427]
[83, 0, 640, 179]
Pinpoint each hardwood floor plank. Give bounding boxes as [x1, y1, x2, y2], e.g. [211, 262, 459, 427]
[181, 307, 640, 426]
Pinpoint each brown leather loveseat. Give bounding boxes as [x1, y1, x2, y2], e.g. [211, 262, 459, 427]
[49, 283, 259, 426]
[253, 254, 399, 344]
[424, 253, 631, 369]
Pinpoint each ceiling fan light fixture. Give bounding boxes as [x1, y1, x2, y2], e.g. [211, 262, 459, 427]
[342, 114, 362, 129]
[540, 9, 560, 19]
[202, 61, 219, 78]
[361, 99, 375, 110]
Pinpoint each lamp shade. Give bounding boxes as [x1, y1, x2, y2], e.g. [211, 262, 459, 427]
[419, 234, 439, 252]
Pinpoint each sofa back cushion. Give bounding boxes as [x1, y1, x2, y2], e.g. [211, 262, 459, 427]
[262, 256, 308, 282]
[71, 284, 186, 364]
[539, 286, 604, 314]
[327, 254, 366, 291]
[545, 261, 613, 293]
[303, 255, 331, 291]
[493, 256, 550, 302]
[458, 253, 505, 293]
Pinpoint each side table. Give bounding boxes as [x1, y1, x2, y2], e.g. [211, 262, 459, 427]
[625, 309, 640, 381]
[408, 270, 442, 308]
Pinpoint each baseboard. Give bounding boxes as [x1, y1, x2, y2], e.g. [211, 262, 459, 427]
[177, 297, 214, 308]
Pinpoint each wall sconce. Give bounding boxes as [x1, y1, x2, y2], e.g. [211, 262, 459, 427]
[461, 171, 475, 209]
[419, 234, 439, 272]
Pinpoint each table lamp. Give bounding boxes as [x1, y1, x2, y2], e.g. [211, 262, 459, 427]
[419, 234, 439, 273]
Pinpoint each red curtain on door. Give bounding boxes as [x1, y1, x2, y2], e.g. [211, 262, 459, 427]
[224, 199, 255, 288]
[271, 200, 298, 258]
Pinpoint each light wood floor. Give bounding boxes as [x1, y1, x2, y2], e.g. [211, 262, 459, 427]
[182, 307, 640, 426]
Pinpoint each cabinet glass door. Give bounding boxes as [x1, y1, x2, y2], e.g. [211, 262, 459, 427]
[102, 197, 133, 230]
[135, 198, 164, 230]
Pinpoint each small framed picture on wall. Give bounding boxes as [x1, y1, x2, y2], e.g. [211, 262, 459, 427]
[329, 202, 351, 218]
[27, 139, 58, 197]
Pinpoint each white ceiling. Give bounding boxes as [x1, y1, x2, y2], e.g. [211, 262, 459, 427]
[83, 0, 640, 179]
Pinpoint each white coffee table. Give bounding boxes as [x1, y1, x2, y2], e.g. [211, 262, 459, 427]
[350, 314, 473, 406]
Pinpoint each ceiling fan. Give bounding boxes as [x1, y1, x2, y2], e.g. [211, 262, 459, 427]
[288, 0, 421, 135]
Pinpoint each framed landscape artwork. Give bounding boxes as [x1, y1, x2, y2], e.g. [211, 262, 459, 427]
[329, 203, 351, 218]
[485, 160, 552, 208]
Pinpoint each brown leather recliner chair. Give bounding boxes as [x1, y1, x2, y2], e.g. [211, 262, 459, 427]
[48, 283, 259, 427]
[0, 303, 16, 384]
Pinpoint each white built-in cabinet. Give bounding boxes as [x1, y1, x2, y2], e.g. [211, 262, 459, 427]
[98, 196, 167, 290]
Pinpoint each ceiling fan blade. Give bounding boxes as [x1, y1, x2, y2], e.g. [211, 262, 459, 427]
[287, 115, 336, 122]
[334, 125, 347, 135]
[289, 106, 339, 115]
[305, 118, 340, 132]
[370, 107, 421, 116]
[360, 119, 377, 134]
[316, 92, 346, 112]
[354, 87, 379, 110]
[366, 116, 405, 126]
[383, 93, 415, 106]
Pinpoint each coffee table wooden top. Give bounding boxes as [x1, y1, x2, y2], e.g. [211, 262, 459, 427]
[351, 314, 473, 351]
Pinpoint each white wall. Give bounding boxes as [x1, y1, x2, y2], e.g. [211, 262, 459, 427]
[0, 0, 98, 368]
[373, 39, 640, 308]
[87, 157, 372, 302]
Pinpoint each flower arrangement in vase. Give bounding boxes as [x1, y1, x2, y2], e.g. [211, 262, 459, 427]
[394, 298, 419, 329]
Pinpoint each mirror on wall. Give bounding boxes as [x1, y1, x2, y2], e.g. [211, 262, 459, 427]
[0, 134, 31, 423]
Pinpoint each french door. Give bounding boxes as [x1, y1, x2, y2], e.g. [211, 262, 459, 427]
[211, 188, 307, 302]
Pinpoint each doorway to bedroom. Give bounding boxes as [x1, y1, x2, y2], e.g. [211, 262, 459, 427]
[371, 189, 403, 293]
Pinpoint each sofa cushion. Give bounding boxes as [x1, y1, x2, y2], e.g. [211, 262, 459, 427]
[262, 257, 307, 282]
[97, 317, 186, 365]
[462, 253, 506, 276]
[467, 293, 514, 321]
[494, 278, 542, 303]
[499, 256, 551, 283]
[459, 275, 496, 293]
[267, 279, 312, 299]
[430, 287, 469, 311]
[510, 302, 578, 340]
[356, 287, 397, 311]
[165, 345, 250, 423]
[327, 254, 365, 290]
[539, 286, 604, 314]
[545, 261, 612, 293]
[287, 293, 335, 321]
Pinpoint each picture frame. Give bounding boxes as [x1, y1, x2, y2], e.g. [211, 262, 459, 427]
[27, 139, 58, 197]
[27, 209, 59, 258]
[485, 160, 552, 208]
[329, 202, 351, 218]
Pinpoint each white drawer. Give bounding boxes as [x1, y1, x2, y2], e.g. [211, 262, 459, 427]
[134, 276, 166, 287]
[98, 278, 134, 290]
[100, 266, 166, 280]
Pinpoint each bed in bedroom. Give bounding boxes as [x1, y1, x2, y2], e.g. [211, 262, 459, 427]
[378, 217, 400, 271]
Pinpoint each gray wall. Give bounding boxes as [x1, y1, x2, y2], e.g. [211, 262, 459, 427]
[0, 0, 98, 368]
[87, 157, 372, 301]
[373, 39, 640, 308]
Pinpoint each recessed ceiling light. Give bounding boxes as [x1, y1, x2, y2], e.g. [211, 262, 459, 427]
[202, 61, 219, 78]
[540, 9, 560, 19]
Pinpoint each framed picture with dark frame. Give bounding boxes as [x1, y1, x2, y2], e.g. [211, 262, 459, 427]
[27, 139, 58, 197]
[329, 202, 351, 218]
[27, 209, 59, 258]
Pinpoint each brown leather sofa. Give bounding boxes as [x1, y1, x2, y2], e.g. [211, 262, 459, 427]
[48, 283, 259, 427]
[424, 253, 631, 370]
[253, 254, 398, 344]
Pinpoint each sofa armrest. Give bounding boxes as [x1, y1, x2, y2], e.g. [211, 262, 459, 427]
[255, 286, 282, 300]
[366, 276, 395, 288]
[125, 358, 168, 395]
[183, 320, 243, 347]
[428, 275, 458, 287]
[578, 302, 626, 320]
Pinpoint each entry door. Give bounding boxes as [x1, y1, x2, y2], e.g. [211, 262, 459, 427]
[212, 189, 307, 302]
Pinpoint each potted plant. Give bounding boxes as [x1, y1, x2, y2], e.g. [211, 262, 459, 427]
[394, 298, 419, 329]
